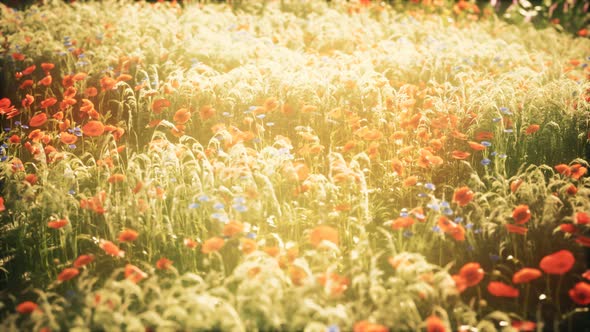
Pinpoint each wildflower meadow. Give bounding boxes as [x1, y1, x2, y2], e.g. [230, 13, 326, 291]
[0, 0, 589, 331]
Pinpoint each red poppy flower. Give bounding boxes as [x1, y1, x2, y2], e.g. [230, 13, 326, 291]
[301, 105, 317, 113]
[361, 129, 383, 141]
[575, 235, 590, 247]
[40, 97, 57, 109]
[99, 240, 125, 257]
[426, 315, 446, 332]
[82, 121, 105, 137]
[568, 282, 590, 305]
[391, 216, 415, 230]
[108, 174, 126, 183]
[184, 238, 198, 249]
[264, 246, 280, 257]
[403, 176, 418, 187]
[474, 131, 494, 140]
[100, 76, 117, 91]
[25, 174, 37, 185]
[156, 257, 173, 270]
[202, 237, 225, 254]
[390, 158, 404, 176]
[27, 130, 42, 143]
[222, 220, 244, 237]
[459, 262, 485, 287]
[59, 132, 77, 145]
[353, 320, 389, 332]
[566, 184, 578, 195]
[452, 274, 467, 293]
[468, 141, 486, 151]
[310, 225, 339, 248]
[173, 108, 191, 124]
[8, 135, 20, 144]
[73, 72, 88, 82]
[73, 254, 95, 268]
[512, 268, 542, 284]
[117, 74, 132, 82]
[453, 186, 474, 207]
[21, 95, 34, 109]
[22, 64, 36, 75]
[29, 113, 48, 127]
[582, 270, 590, 280]
[41, 63, 54, 72]
[524, 124, 540, 135]
[512, 321, 536, 332]
[57, 268, 79, 282]
[505, 223, 528, 235]
[487, 281, 519, 298]
[437, 216, 456, 233]
[0, 197, 4, 212]
[85, 86, 98, 97]
[241, 238, 257, 255]
[80, 99, 95, 114]
[317, 272, 349, 296]
[292, 162, 310, 182]
[12, 53, 25, 61]
[512, 205, 531, 224]
[199, 105, 216, 121]
[125, 264, 147, 283]
[448, 224, 466, 241]
[151, 98, 170, 114]
[539, 250, 574, 275]
[47, 219, 68, 229]
[19, 80, 34, 90]
[16, 301, 38, 314]
[118, 229, 138, 242]
[510, 179, 523, 193]
[555, 164, 571, 176]
[571, 164, 587, 180]
[39, 75, 52, 86]
[170, 124, 185, 137]
[559, 224, 577, 234]
[576, 212, 590, 225]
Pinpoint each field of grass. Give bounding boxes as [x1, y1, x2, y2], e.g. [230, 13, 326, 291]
[0, 0, 589, 331]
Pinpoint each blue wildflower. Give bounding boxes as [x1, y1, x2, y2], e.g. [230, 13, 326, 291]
[233, 204, 247, 212]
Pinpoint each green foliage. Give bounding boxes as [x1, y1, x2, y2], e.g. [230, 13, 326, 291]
[0, 0, 589, 331]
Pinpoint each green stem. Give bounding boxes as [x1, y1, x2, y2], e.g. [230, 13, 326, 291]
[555, 274, 563, 319]
[512, 233, 517, 260]
[476, 285, 482, 316]
[523, 283, 530, 318]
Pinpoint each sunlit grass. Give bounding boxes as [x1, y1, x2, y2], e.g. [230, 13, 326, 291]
[0, 0, 589, 331]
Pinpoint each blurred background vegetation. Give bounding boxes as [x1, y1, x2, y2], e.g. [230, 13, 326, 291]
[0, 0, 588, 37]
